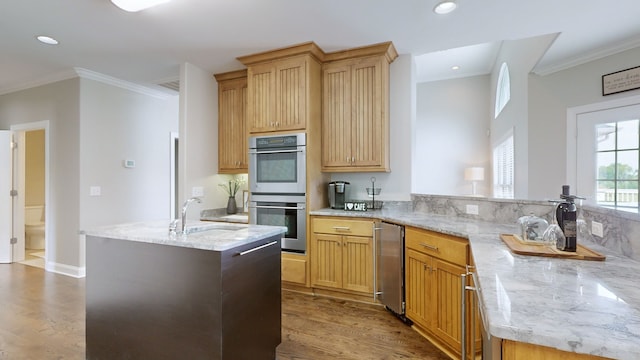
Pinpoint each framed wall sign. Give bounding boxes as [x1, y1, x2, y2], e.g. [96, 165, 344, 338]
[602, 66, 640, 96]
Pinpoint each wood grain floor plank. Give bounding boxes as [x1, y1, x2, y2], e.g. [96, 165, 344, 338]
[0, 263, 448, 360]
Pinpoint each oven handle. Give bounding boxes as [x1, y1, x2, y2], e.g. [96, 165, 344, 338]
[248, 149, 304, 155]
[249, 205, 305, 210]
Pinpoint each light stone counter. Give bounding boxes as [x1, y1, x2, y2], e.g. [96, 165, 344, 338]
[84, 220, 285, 252]
[310, 208, 640, 359]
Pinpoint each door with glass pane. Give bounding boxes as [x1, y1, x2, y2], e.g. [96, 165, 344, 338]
[576, 104, 640, 212]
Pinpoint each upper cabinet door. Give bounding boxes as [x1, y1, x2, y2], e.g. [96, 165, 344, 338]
[351, 57, 386, 169]
[321, 44, 395, 173]
[322, 62, 352, 168]
[275, 56, 307, 132]
[238, 42, 324, 135]
[246, 63, 276, 133]
[216, 71, 248, 174]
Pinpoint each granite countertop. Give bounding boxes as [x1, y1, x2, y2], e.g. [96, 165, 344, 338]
[310, 208, 640, 359]
[84, 220, 285, 252]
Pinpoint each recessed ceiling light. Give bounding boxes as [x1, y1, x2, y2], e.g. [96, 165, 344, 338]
[110, 0, 171, 12]
[433, 1, 457, 15]
[36, 35, 59, 45]
[452, 66, 460, 70]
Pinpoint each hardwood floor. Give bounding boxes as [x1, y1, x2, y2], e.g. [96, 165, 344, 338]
[0, 263, 449, 360]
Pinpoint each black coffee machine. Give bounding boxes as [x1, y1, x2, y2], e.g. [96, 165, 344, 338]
[328, 181, 350, 209]
[555, 185, 584, 252]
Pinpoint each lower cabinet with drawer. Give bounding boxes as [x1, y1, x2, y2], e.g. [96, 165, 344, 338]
[310, 217, 374, 296]
[405, 226, 480, 360]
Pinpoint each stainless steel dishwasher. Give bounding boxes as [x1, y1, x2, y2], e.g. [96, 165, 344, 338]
[374, 222, 410, 322]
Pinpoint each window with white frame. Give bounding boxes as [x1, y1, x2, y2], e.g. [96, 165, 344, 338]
[495, 62, 511, 118]
[576, 104, 640, 213]
[493, 130, 514, 199]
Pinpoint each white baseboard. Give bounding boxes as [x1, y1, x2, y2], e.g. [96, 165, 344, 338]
[45, 261, 86, 278]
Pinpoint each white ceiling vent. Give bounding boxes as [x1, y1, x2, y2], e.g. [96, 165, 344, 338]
[158, 80, 179, 92]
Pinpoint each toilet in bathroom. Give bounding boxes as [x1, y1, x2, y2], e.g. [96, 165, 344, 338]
[25, 205, 45, 250]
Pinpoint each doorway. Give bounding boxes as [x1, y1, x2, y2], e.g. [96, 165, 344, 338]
[11, 121, 49, 269]
[21, 130, 46, 268]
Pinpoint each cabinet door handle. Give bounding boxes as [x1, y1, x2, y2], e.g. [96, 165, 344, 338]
[420, 243, 439, 251]
[333, 226, 350, 231]
[237, 241, 278, 256]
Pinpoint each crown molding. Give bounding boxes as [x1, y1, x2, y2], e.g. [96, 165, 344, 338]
[533, 37, 640, 76]
[0, 68, 176, 99]
[0, 69, 78, 96]
[73, 68, 175, 99]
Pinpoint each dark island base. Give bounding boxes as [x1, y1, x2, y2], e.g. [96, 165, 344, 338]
[86, 235, 281, 360]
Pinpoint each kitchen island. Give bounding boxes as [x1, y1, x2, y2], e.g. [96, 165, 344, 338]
[311, 207, 640, 360]
[84, 221, 285, 360]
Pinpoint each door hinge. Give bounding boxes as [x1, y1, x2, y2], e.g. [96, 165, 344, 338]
[10, 190, 18, 197]
[10, 141, 17, 149]
[10, 237, 17, 244]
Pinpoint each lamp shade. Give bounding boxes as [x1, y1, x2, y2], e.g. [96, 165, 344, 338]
[464, 167, 485, 181]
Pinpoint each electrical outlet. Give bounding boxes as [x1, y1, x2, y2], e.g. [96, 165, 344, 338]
[192, 186, 204, 197]
[466, 204, 479, 215]
[592, 221, 604, 237]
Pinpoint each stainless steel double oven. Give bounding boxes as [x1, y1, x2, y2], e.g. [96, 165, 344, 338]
[248, 133, 307, 253]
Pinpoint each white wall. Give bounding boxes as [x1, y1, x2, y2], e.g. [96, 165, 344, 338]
[414, 75, 491, 196]
[528, 46, 640, 200]
[179, 63, 242, 219]
[0, 74, 180, 274]
[78, 77, 179, 229]
[489, 34, 556, 199]
[330, 54, 415, 201]
[0, 78, 82, 271]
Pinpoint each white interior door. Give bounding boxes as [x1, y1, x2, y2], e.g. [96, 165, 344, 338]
[576, 103, 640, 208]
[0, 131, 13, 263]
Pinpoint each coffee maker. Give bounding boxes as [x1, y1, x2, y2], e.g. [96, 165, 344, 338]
[328, 181, 350, 209]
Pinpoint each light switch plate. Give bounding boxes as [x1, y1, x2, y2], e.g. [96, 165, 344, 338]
[466, 204, 479, 215]
[90, 186, 101, 196]
[192, 186, 204, 197]
[592, 221, 604, 237]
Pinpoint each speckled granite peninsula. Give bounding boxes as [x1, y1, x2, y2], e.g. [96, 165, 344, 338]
[84, 221, 286, 360]
[311, 196, 640, 360]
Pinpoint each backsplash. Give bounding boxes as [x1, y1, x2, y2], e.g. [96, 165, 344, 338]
[411, 194, 640, 262]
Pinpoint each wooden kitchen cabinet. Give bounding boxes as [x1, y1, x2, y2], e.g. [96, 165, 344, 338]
[405, 226, 480, 360]
[214, 70, 248, 173]
[310, 217, 374, 295]
[281, 252, 308, 286]
[321, 42, 397, 172]
[237, 42, 323, 134]
[502, 340, 609, 360]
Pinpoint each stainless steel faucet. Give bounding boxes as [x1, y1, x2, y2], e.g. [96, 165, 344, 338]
[180, 197, 202, 235]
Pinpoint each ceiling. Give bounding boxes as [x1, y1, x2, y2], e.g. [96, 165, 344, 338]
[2, 0, 640, 94]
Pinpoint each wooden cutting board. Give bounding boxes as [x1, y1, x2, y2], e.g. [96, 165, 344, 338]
[500, 234, 606, 261]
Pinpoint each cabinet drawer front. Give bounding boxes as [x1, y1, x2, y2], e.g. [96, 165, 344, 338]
[313, 217, 373, 236]
[282, 254, 307, 285]
[405, 227, 467, 266]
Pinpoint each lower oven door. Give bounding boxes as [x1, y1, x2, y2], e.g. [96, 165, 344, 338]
[249, 194, 306, 253]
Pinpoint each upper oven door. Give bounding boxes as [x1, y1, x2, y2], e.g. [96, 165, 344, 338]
[249, 133, 306, 194]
